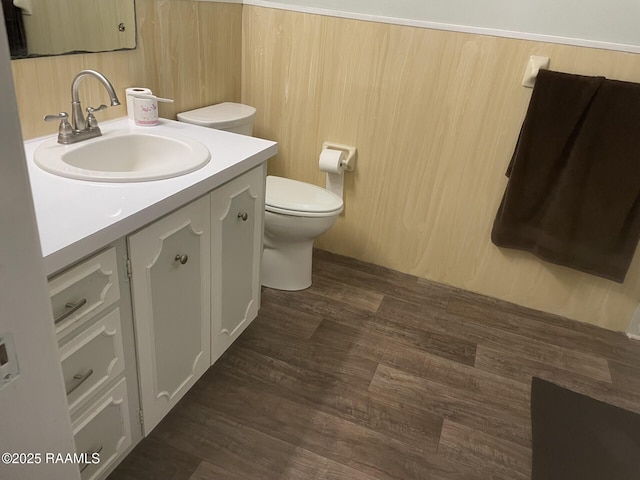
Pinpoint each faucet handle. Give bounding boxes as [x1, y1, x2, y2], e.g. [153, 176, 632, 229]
[44, 112, 73, 140]
[86, 104, 107, 114]
[44, 112, 69, 123]
[86, 105, 107, 130]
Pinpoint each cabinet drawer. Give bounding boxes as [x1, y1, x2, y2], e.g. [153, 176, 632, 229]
[72, 378, 131, 480]
[49, 248, 120, 339]
[60, 309, 125, 414]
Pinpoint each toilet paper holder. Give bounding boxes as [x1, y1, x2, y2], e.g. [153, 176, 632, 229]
[322, 142, 357, 172]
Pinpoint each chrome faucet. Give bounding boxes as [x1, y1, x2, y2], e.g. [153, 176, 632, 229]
[44, 69, 121, 144]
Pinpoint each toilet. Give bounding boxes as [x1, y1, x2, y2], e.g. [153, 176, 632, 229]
[177, 102, 344, 291]
[262, 176, 342, 290]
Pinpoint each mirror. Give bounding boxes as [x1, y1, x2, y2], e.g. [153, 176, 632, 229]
[3, 0, 136, 59]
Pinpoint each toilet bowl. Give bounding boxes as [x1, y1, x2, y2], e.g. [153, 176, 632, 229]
[177, 102, 343, 291]
[263, 175, 343, 290]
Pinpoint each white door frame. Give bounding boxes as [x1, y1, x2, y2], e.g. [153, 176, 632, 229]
[0, 10, 80, 480]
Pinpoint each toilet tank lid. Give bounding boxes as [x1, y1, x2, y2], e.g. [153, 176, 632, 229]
[266, 176, 343, 214]
[177, 102, 256, 128]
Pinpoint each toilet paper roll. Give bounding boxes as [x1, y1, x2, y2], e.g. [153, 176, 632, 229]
[126, 87, 152, 121]
[319, 149, 346, 199]
[133, 96, 159, 126]
[319, 148, 346, 174]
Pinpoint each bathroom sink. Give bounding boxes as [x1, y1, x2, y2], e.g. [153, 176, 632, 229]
[33, 130, 211, 182]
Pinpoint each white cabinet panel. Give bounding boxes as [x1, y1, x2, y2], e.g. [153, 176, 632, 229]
[49, 247, 120, 340]
[210, 164, 265, 364]
[128, 196, 211, 434]
[72, 378, 131, 480]
[60, 309, 125, 414]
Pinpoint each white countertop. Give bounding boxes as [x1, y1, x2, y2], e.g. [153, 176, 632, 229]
[23, 117, 278, 276]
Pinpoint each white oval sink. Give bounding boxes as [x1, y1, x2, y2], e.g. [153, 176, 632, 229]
[33, 130, 211, 182]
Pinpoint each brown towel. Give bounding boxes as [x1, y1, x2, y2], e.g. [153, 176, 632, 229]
[492, 69, 640, 283]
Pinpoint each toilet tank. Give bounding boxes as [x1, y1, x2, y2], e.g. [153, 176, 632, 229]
[177, 102, 256, 136]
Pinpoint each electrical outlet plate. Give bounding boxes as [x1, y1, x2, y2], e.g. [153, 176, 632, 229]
[0, 332, 20, 390]
[522, 55, 550, 88]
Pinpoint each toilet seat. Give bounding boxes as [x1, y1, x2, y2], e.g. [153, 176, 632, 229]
[265, 176, 343, 218]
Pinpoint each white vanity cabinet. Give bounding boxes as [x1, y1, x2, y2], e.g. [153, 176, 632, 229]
[127, 195, 212, 435]
[210, 163, 265, 363]
[26, 117, 277, 479]
[49, 239, 142, 480]
[44, 162, 268, 477]
[42, 164, 266, 480]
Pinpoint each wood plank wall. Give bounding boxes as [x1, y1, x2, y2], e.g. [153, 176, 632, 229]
[241, 6, 640, 331]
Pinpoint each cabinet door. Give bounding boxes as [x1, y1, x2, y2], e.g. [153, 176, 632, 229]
[128, 197, 211, 434]
[210, 164, 265, 364]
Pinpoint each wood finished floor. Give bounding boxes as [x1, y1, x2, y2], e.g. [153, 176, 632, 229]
[109, 249, 640, 480]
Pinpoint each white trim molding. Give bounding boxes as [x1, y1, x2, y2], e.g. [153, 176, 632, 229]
[191, 0, 243, 3]
[243, 0, 640, 54]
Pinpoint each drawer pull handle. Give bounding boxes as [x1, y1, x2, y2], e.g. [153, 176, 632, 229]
[66, 369, 93, 395]
[174, 254, 189, 265]
[79, 445, 103, 473]
[238, 212, 249, 221]
[54, 298, 87, 325]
